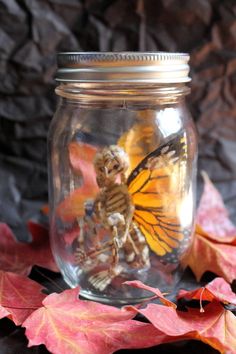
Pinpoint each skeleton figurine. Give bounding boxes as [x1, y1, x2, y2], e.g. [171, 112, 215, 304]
[75, 145, 150, 291]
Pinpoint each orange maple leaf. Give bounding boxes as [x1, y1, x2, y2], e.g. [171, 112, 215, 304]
[56, 141, 98, 222]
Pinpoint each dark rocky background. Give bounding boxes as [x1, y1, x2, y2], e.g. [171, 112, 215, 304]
[0, 0, 235, 353]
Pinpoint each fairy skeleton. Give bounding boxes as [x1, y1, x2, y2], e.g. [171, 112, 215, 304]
[74, 134, 187, 291]
[75, 145, 150, 291]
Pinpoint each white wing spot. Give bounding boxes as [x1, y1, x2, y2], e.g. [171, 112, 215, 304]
[171, 157, 179, 163]
[167, 150, 175, 157]
[161, 146, 169, 154]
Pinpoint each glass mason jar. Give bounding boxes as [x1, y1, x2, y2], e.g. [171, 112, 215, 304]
[48, 52, 197, 305]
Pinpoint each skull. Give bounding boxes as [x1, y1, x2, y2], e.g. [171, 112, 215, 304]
[94, 145, 129, 187]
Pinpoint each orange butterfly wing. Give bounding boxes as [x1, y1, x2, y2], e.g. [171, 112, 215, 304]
[127, 134, 188, 260]
[118, 121, 156, 176]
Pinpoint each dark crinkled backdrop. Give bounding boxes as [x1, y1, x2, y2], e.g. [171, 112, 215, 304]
[0, 1, 236, 353]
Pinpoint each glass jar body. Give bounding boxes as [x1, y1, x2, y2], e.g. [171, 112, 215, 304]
[48, 83, 197, 305]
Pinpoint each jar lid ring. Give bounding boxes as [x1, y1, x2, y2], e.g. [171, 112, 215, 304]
[56, 52, 191, 84]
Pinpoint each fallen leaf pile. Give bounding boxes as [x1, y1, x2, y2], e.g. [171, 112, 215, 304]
[126, 278, 236, 353]
[0, 173, 235, 353]
[23, 287, 168, 354]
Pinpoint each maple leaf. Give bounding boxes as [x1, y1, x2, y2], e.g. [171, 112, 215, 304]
[23, 287, 173, 354]
[182, 173, 236, 282]
[178, 277, 236, 306]
[127, 301, 236, 353]
[56, 142, 99, 222]
[0, 270, 46, 325]
[124, 280, 176, 308]
[196, 171, 236, 243]
[182, 226, 236, 282]
[69, 141, 97, 181]
[0, 222, 58, 275]
[56, 187, 93, 222]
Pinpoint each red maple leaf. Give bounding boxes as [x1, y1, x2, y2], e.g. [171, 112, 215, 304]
[182, 225, 236, 282]
[127, 300, 236, 353]
[23, 287, 174, 354]
[196, 171, 236, 243]
[124, 280, 176, 308]
[0, 270, 46, 325]
[0, 222, 58, 275]
[178, 277, 236, 307]
[182, 173, 236, 282]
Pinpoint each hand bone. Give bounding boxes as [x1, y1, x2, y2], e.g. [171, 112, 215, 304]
[107, 213, 125, 227]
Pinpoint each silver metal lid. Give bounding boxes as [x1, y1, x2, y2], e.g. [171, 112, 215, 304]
[56, 52, 191, 84]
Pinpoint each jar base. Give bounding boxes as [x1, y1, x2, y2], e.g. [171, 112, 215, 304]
[79, 289, 153, 306]
[60, 260, 184, 306]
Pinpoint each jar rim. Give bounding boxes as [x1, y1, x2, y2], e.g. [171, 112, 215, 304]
[56, 51, 191, 84]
